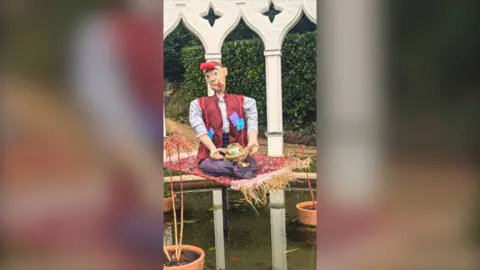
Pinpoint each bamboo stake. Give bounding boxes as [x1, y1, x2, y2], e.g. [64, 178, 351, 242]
[166, 147, 179, 259]
[303, 145, 316, 209]
[176, 145, 185, 259]
[306, 168, 316, 209]
[163, 239, 172, 262]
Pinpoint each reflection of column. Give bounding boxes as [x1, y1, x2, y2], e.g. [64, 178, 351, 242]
[265, 50, 284, 156]
[205, 53, 222, 97]
[212, 189, 226, 270]
[269, 189, 287, 270]
[319, 0, 384, 210]
[164, 224, 173, 246]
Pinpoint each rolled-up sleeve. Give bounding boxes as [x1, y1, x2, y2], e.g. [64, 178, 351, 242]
[189, 99, 208, 138]
[243, 97, 258, 134]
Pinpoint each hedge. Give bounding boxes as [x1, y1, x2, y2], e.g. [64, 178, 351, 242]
[177, 31, 316, 131]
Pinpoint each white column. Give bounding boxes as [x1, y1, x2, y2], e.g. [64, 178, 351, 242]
[264, 49, 284, 156]
[212, 189, 226, 270]
[205, 53, 222, 97]
[319, 0, 385, 209]
[269, 189, 287, 270]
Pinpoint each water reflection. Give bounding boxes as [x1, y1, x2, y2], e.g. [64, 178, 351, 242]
[164, 188, 316, 269]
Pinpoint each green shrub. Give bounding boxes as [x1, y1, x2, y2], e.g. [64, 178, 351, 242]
[165, 82, 192, 123]
[285, 121, 317, 145]
[280, 32, 317, 129]
[179, 31, 317, 131]
[180, 45, 207, 104]
[164, 23, 202, 82]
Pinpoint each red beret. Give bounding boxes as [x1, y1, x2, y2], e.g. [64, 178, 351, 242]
[200, 61, 222, 71]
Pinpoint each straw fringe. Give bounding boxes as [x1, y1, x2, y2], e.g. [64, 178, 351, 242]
[236, 154, 312, 207]
[232, 161, 295, 208]
[238, 171, 293, 208]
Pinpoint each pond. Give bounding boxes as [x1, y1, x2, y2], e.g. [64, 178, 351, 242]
[164, 188, 316, 270]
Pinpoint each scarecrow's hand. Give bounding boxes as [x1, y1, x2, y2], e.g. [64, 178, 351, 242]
[210, 149, 224, 160]
[247, 141, 259, 155]
[217, 148, 227, 154]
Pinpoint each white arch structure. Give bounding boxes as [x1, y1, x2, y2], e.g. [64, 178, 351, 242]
[164, 0, 317, 156]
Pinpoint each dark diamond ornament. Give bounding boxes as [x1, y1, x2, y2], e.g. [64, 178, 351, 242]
[202, 6, 221, 27]
[263, 2, 282, 23]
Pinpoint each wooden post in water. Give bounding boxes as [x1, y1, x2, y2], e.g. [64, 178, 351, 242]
[212, 189, 226, 270]
[164, 224, 173, 246]
[269, 189, 288, 270]
[221, 187, 229, 240]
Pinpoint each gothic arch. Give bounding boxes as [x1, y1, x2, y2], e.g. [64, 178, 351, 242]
[164, 0, 316, 52]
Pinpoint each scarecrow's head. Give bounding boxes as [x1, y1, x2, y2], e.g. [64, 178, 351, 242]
[199, 61, 228, 93]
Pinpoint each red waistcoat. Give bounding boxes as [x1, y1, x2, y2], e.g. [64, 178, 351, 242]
[196, 94, 248, 164]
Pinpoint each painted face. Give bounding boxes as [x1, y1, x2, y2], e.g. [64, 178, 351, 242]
[204, 65, 228, 93]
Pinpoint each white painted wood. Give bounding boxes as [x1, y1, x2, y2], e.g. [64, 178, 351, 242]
[269, 189, 287, 270]
[164, 224, 173, 246]
[264, 50, 284, 156]
[238, 0, 303, 51]
[212, 189, 226, 270]
[182, 0, 242, 55]
[163, 0, 187, 39]
[303, 0, 317, 23]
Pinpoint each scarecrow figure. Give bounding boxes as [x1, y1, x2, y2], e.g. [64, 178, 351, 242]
[165, 62, 294, 234]
[189, 61, 260, 179]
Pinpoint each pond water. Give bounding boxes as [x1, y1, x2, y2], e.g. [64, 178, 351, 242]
[164, 189, 316, 270]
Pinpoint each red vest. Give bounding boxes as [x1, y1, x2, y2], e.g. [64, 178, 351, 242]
[196, 94, 248, 164]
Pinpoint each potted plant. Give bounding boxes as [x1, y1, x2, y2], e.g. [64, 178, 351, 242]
[290, 147, 317, 227]
[163, 136, 205, 269]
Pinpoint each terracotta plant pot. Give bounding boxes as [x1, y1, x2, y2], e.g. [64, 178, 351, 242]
[164, 245, 205, 270]
[164, 193, 177, 213]
[296, 201, 317, 227]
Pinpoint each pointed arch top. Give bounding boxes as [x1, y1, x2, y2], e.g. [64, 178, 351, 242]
[303, 0, 317, 24]
[164, 0, 317, 53]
